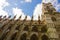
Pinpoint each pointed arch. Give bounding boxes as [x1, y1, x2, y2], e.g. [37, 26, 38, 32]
[20, 33, 27, 40]
[30, 34, 38, 40]
[41, 35, 49, 40]
[11, 32, 17, 40]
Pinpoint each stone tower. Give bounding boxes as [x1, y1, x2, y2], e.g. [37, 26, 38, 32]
[0, 2, 60, 40]
[42, 2, 60, 40]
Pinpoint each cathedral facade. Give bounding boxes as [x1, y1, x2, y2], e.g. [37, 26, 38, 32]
[0, 3, 60, 40]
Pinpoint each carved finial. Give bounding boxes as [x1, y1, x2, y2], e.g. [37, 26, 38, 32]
[8, 15, 11, 18]
[31, 15, 33, 21]
[19, 15, 22, 19]
[13, 15, 17, 20]
[38, 15, 41, 24]
[3, 15, 6, 18]
[0, 15, 2, 18]
[23, 16, 27, 21]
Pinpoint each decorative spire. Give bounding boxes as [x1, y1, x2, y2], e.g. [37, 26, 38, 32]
[16, 15, 22, 21]
[0, 15, 2, 18]
[14, 15, 16, 18]
[31, 15, 33, 21]
[13, 15, 16, 20]
[8, 15, 11, 18]
[38, 15, 41, 24]
[19, 15, 22, 19]
[23, 16, 27, 21]
[0, 15, 2, 21]
[3, 15, 6, 18]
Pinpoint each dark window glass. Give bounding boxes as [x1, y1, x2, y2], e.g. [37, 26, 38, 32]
[41, 35, 49, 40]
[51, 17, 56, 21]
[30, 34, 38, 40]
[32, 26, 38, 32]
[20, 33, 27, 40]
[41, 26, 47, 33]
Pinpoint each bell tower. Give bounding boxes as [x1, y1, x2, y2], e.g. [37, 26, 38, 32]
[42, 2, 56, 15]
[41, 2, 57, 22]
[41, 2, 59, 40]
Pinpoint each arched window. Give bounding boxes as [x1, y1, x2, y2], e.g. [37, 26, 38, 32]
[51, 17, 56, 21]
[41, 26, 47, 33]
[32, 26, 38, 32]
[41, 35, 49, 40]
[20, 33, 27, 40]
[46, 6, 50, 9]
[23, 25, 29, 31]
[30, 34, 38, 40]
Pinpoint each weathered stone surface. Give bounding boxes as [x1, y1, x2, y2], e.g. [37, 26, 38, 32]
[0, 3, 60, 40]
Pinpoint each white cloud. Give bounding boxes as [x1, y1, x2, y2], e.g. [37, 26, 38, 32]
[33, 0, 60, 20]
[42, 0, 60, 11]
[13, 7, 31, 20]
[0, 9, 8, 17]
[0, 0, 9, 17]
[20, 0, 32, 3]
[27, 16, 31, 20]
[0, 0, 9, 9]
[24, 0, 32, 3]
[33, 3, 42, 20]
[55, 3, 60, 11]
[20, 0, 60, 20]
[42, 0, 57, 3]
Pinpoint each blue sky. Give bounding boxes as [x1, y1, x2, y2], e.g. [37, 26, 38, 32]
[0, 0, 60, 20]
[4, 0, 42, 17]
